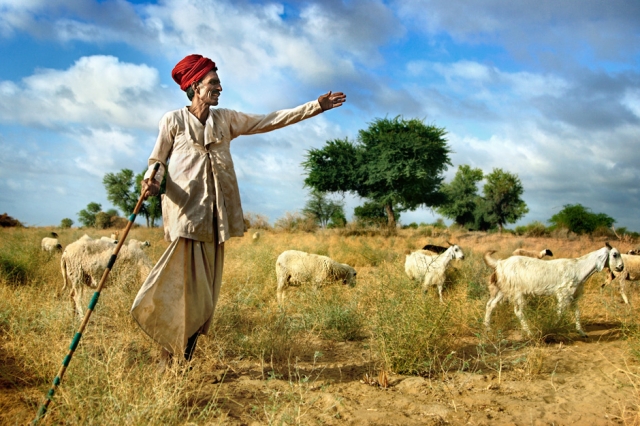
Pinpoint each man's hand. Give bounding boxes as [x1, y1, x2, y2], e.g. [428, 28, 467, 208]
[318, 91, 346, 111]
[141, 179, 160, 200]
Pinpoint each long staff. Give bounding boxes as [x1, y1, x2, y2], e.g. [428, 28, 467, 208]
[33, 163, 160, 424]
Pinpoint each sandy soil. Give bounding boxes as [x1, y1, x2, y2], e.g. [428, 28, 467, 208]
[2, 323, 639, 425]
[188, 325, 637, 425]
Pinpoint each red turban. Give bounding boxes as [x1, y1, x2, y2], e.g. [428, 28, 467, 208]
[171, 54, 217, 91]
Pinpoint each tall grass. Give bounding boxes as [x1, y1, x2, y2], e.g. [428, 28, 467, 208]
[1, 226, 640, 423]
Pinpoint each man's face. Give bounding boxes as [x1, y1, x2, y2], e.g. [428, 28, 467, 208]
[195, 70, 222, 106]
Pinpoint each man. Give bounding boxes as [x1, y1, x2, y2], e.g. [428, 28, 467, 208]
[131, 54, 346, 368]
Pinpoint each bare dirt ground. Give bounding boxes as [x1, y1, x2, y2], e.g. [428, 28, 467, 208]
[181, 325, 637, 425]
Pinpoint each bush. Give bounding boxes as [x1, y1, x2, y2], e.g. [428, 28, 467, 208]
[274, 212, 318, 233]
[515, 221, 549, 237]
[0, 213, 23, 228]
[244, 212, 272, 230]
[60, 218, 74, 229]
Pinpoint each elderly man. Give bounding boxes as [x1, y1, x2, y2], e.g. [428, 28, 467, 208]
[131, 54, 346, 368]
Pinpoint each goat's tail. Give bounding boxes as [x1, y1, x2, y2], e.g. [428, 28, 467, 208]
[483, 250, 498, 269]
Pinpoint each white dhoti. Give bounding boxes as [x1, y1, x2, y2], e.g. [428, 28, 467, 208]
[131, 236, 224, 355]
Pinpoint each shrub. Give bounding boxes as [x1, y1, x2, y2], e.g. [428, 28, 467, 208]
[60, 218, 74, 229]
[0, 213, 23, 228]
[274, 212, 318, 233]
[244, 212, 272, 230]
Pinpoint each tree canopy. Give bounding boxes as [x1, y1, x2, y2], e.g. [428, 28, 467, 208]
[549, 204, 615, 235]
[481, 168, 529, 232]
[103, 168, 165, 227]
[437, 166, 528, 231]
[302, 190, 345, 229]
[303, 116, 451, 228]
[437, 165, 484, 229]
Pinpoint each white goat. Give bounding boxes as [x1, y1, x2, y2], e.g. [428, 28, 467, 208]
[602, 253, 640, 304]
[512, 248, 553, 259]
[405, 245, 465, 303]
[483, 243, 624, 337]
[275, 250, 356, 304]
[61, 237, 154, 317]
[41, 237, 63, 253]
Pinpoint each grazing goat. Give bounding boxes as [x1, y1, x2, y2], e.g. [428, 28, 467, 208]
[61, 237, 154, 317]
[512, 248, 553, 259]
[405, 245, 465, 302]
[602, 253, 640, 304]
[41, 237, 63, 253]
[275, 250, 356, 304]
[483, 243, 623, 337]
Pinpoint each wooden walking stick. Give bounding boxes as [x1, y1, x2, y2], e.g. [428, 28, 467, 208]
[33, 163, 160, 424]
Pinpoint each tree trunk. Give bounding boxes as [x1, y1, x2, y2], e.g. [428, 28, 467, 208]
[385, 203, 396, 228]
[498, 222, 503, 233]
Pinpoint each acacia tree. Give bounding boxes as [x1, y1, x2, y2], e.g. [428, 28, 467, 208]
[302, 189, 345, 228]
[303, 117, 451, 228]
[103, 168, 165, 227]
[77, 202, 102, 227]
[481, 168, 529, 232]
[437, 165, 484, 228]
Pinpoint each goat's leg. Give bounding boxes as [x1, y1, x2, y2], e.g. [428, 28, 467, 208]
[437, 282, 445, 304]
[619, 273, 630, 305]
[484, 291, 504, 330]
[572, 304, 587, 337]
[513, 296, 532, 336]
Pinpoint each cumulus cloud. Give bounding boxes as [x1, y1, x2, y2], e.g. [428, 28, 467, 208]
[0, 55, 173, 129]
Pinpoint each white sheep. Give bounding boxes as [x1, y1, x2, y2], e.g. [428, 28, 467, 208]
[483, 243, 624, 337]
[41, 237, 63, 253]
[100, 236, 118, 244]
[128, 239, 151, 249]
[61, 237, 154, 317]
[405, 245, 465, 303]
[252, 231, 261, 241]
[602, 253, 640, 304]
[512, 248, 553, 259]
[275, 250, 357, 304]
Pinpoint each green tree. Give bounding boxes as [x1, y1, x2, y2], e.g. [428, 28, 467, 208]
[103, 169, 138, 219]
[60, 218, 74, 229]
[481, 168, 529, 232]
[95, 211, 112, 229]
[327, 208, 347, 228]
[302, 190, 345, 228]
[437, 165, 484, 228]
[135, 170, 166, 227]
[77, 202, 102, 227]
[303, 117, 451, 228]
[549, 204, 615, 235]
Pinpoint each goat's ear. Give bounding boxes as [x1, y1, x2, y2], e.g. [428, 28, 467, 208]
[605, 242, 612, 250]
[446, 240, 452, 246]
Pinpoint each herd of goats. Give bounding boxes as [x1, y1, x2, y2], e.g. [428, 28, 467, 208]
[38, 230, 640, 338]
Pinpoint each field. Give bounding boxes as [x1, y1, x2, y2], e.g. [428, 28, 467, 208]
[2, 226, 640, 425]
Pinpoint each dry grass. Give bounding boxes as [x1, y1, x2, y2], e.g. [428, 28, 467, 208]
[1, 225, 640, 424]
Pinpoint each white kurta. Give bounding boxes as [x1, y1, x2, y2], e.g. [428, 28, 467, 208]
[132, 101, 322, 355]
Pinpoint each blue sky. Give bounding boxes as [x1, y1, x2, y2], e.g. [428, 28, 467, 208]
[1, 0, 639, 231]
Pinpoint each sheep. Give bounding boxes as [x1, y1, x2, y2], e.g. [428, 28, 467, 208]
[512, 248, 553, 259]
[61, 236, 154, 317]
[128, 239, 151, 249]
[483, 243, 624, 337]
[110, 231, 120, 240]
[602, 253, 640, 304]
[41, 237, 63, 253]
[252, 231, 261, 241]
[405, 245, 465, 302]
[275, 250, 356, 304]
[627, 249, 640, 255]
[50, 232, 59, 238]
[100, 236, 118, 244]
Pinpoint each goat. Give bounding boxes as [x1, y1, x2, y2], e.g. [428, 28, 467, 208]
[483, 243, 623, 337]
[405, 245, 465, 302]
[512, 248, 553, 259]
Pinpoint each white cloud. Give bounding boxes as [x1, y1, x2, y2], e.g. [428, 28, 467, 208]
[0, 55, 172, 129]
